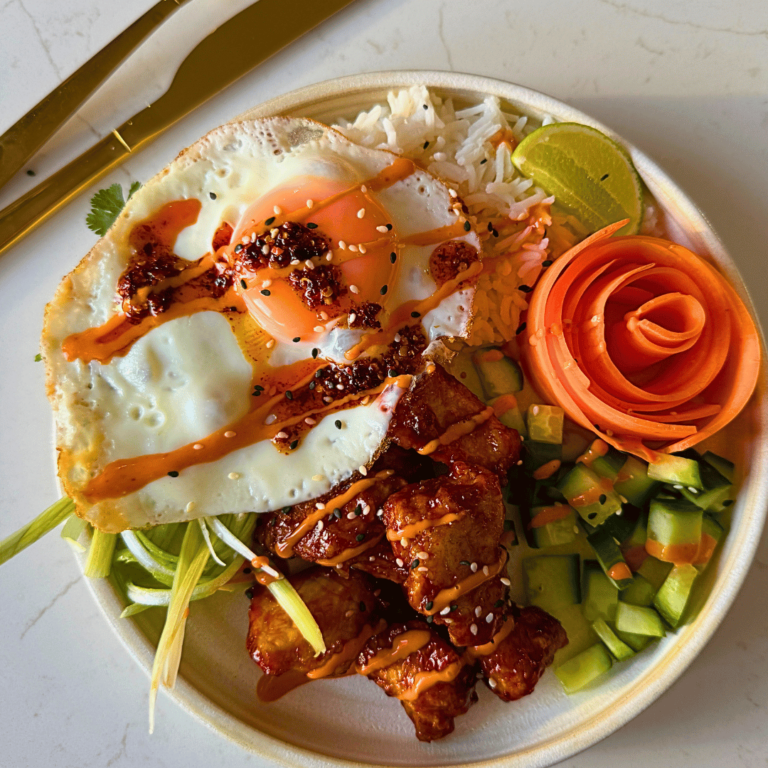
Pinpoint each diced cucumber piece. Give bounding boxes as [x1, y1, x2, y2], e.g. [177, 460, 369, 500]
[647, 498, 703, 562]
[648, 454, 704, 490]
[530, 505, 578, 548]
[491, 395, 528, 437]
[615, 602, 666, 638]
[558, 464, 622, 527]
[592, 618, 635, 661]
[448, 352, 486, 401]
[472, 348, 523, 399]
[523, 555, 580, 614]
[586, 526, 633, 590]
[702, 451, 735, 483]
[637, 556, 674, 591]
[614, 456, 662, 507]
[624, 509, 648, 549]
[589, 444, 627, 482]
[555, 644, 612, 694]
[620, 574, 656, 607]
[526, 404, 564, 445]
[614, 626, 654, 652]
[699, 486, 735, 515]
[582, 561, 619, 622]
[551, 603, 598, 665]
[654, 564, 698, 628]
[523, 441, 563, 474]
[679, 453, 731, 509]
[595, 505, 639, 544]
[692, 514, 724, 566]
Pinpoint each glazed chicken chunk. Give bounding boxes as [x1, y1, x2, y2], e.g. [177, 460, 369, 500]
[383, 462, 508, 646]
[247, 568, 380, 678]
[474, 605, 568, 701]
[389, 364, 521, 480]
[356, 620, 478, 742]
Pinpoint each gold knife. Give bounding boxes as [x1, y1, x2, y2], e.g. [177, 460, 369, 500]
[0, 0, 191, 191]
[0, 0, 357, 257]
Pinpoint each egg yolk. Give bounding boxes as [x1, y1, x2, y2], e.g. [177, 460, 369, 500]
[230, 175, 398, 344]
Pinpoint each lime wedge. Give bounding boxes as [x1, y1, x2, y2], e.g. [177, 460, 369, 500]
[511, 123, 644, 236]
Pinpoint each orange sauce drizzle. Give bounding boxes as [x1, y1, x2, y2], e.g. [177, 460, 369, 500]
[491, 394, 518, 417]
[400, 221, 470, 247]
[532, 459, 562, 480]
[275, 470, 395, 558]
[608, 562, 633, 581]
[577, 439, 609, 468]
[569, 476, 614, 507]
[385, 511, 464, 542]
[424, 550, 509, 615]
[306, 621, 385, 680]
[250, 555, 279, 587]
[693, 533, 718, 565]
[83, 374, 411, 503]
[528, 505, 572, 529]
[417, 406, 494, 456]
[344, 260, 483, 361]
[315, 533, 385, 567]
[475, 349, 505, 363]
[356, 629, 433, 675]
[466, 616, 515, 658]
[397, 659, 468, 701]
[645, 538, 700, 565]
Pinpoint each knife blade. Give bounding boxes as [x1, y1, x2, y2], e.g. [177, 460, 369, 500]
[0, 0, 357, 257]
[0, 0, 191, 191]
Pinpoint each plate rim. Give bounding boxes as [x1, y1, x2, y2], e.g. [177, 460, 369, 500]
[80, 69, 768, 768]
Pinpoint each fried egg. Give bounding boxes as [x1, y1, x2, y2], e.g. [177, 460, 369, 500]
[43, 116, 481, 532]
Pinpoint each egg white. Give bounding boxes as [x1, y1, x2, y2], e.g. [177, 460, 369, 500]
[43, 116, 479, 532]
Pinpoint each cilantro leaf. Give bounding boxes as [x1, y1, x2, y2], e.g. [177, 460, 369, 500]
[34, 353, 42, 362]
[85, 181, 141, 236]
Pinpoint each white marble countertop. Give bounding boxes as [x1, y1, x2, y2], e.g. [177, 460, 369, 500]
[1, 1, 767, 766]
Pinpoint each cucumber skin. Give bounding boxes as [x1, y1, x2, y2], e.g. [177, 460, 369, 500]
[472, 350, 523, 399]
[615, 602, 666, 638]
[647, 454, 704, 490]
[620, 574, 656, 607]
[702, 451, 735, 483]
[586, 526, 633, 590]
[523, 555, 581, 614]
[614, 456, 662, 507]
[592, 618, 635, 661]
[654, 563, 698, 628]
[555, 643, 613, 694]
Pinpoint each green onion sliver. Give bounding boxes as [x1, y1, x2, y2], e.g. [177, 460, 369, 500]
[197, 519, 226, 566]
[148, 522, 210, 734]
[121, 531, 176, 584]
[84, 529, 118, 578]
[0, 497, 74, 567]
[60, 514, 89, 552]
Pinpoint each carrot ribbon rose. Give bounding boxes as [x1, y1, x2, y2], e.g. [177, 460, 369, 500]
[523, 221, 761, 456]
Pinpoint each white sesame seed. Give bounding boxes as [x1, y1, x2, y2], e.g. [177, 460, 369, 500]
[349, 313, 357, 323]
[305, 417, 317, 426]
[349, 284, 360, 294]
[185, 502, 196, 514]
[516, 460, 523, 466]
[360, 185, 367, 193]
[470, 624, 478, 636]
[357, 208, 366, 218]
[688, 487, 699, 494]
[361, 395, 371, 405]
[532, 405, 540, 416]
[265, 414, 276, 425]
[325, 253, 333, 261]
[193, 443, 204, 450]
[401, 537, 409, 547]
[573, 526, 580, 534]
[673, 484, 683, 490]
[433, 152, 447, 161]
[305, 259, 315, 270]
[417, 551, 429, 560]
[358, 244, 367, 254]
[486, 613, 494, 623]
[266, 339, 275, 349]
[314, 325, 324, 333]
[270, 228, 279, 237]
[262, 245, 269, 254]
[306, 199, 314, 208]
[348, 244, 359, 253]
[228, 472, 241, 480]
[482, 565, 490, 576]
[273, 205, 282, 215]
[500, 577, 511, 586]
[377, 509, 384, 517]
[488, 678, 497, 689]
[474, 606, 482, 618]
[395, 558, 404, 567]
[290, 259, 300, 266]
[470, 562, 478, 573]
[315, 501, 325, 510]
[417, 566, 428, 572]
[448, 188, 458, 198]
[440, 607, 451, 616]
[241, 236, 249, 244]
[323, 396, 333, 403]
[338, 240, 347, 250]
[312, 474, 325, 482]
[336, 383, 344, 390]
[262, 279, 272, 288]
[320, 311, 329, 320]
[369, 556, 375, 562]
[394, 333, 401, 342]
[224, 431, 236, 438]
[359, 465, 368, 476]
[275, 431, 289, 439]
[444, 617, 453, 624]
[376, 225, 389, 233]
[347, 511, 357, 520]
[345, 610, 354, 617]
[315, 520, 324, 532]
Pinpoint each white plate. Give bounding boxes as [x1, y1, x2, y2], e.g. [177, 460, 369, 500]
[80, 71, 768, 768]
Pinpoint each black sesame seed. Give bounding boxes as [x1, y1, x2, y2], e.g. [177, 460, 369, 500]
[306, 222, 318, 229]
[426, 615, 434, 623]
[588, 512, 598, 520]
[282, 506, 291, 514]
[380, 284, 388, 295]
[290, 439, 298, 450]
[459, 560, 470, 566]
[292, 337, 300, 343]
[359, 601, 366, 612]
[411, 311, 421, 318]
[600, 173, 610, 181]
[285, 391, 293, 400]
[335, 420, 342, 429]
[167, 471, 179, 477]
[254, 384, 264, 391]
[386, 223, 393, 231]
[315, 370, 323, 378]
[425, 601, 434, 611]
[312, 348, 319, 359]
[245, 587, 254, 600]
[234, 244, 243, 253]
[492, 228, 499, 237]
[265, 216, 275, 226]
[423, 141, 429, 149]
[519, 284, 532, 293]
[389, 252, 397, 264]
[487, 222, 494, 232]
[243, 567, 252, 574]
[26, 169, 36, 176]
[599, 494, 607, 505]
[252, 390, 261, 397]
[463, 220, 471, 232]
[260, 289, 271, 296]
[723, 499, 734, 507]
[209, 192, 217, 200]
[542, 259, 553, 267]
[411, 559, 420, 569]
[356, 533, 365, 542]
[480, 158, 487, 164]
[308, 381, 315, 390]
[240, 279, 247, 289]
[387, 369, 397, 378]
[515, 322, 527, 335]
[495, 599, 504, 608]
[423, 104, 428, 110]
[450, 604, 459, 612]
[333, 509, 342, 518]
[354, 505, 362, 516]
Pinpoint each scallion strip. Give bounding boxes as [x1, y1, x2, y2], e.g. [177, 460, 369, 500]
[60, 514, 89, 552]
[0, 497, 74, 566]
[121, 531, 176, 584]
[197, 519, 226, 566]
[84, 529, 118, 578]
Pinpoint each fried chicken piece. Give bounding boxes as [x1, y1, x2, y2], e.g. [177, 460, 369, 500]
[256, 470, 406, 565]
[346, 539, 409, 584]
[389, 364, 521, 480]
[357, 620, 478, 742]
[247, 568, 379, 677]
[383, 462, 507, 645]
[476, 605, 568, 701]
[371, 443, 435, 484]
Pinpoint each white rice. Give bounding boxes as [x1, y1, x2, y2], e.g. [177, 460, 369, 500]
[333, 86, 658, 347]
